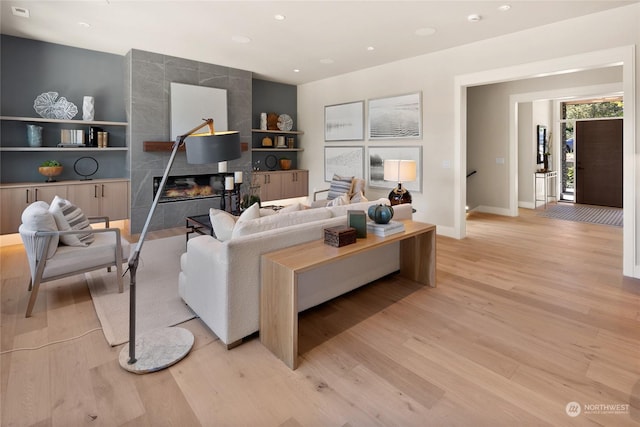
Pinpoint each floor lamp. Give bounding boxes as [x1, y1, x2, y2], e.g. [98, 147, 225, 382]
[119, 118, 241, 374]
[384, 159, 417, 206]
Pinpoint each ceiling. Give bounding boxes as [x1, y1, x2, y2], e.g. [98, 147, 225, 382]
[1, 1, 637, 85]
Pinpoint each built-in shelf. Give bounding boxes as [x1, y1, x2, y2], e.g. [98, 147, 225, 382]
[251, 129, 304, 135]
[251, 148, 304, 152]
[0, 147, 127, 152]
[0, 116, 127, 126]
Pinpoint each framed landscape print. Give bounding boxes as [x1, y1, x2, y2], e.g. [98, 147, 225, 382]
[324, 101, 365, 141]
[368, 146, 422, 192]
[324, 146, 364, 181]
[368, 92, 422, 140]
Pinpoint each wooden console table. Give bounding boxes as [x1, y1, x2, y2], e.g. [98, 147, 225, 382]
[260, 220, 436, 369]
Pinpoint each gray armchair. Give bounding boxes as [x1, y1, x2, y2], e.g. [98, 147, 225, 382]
[19, 200, 130, 317]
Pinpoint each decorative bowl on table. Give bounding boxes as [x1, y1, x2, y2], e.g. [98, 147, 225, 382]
[38, 166, 63, 182]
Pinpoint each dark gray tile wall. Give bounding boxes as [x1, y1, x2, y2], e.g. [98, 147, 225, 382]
[127, 49, 252, 233]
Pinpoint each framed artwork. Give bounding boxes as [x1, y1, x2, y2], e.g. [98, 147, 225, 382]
[324, 146, 364, 181]
[368, 92, 422, 140]
[536, 124, 546, 164]
[368, 146, 422, 192]
[324, 101, 364, 141]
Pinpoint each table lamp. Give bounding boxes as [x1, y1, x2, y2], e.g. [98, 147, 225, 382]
[119, 118, 240, 374]
[384, 159, 417, 205]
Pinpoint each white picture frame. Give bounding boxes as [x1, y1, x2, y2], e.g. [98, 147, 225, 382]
[324, 146, 365, 181]
[170, 82, 228, 140]
[368, 146, 422, 192]
[368, 92, 422, 140]
[324, 101, 365, 141]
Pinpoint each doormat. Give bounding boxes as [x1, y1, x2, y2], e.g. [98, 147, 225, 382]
[537, 204, 622, 227]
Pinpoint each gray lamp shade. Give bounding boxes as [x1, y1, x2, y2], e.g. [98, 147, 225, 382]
[184, 131, 241, 165]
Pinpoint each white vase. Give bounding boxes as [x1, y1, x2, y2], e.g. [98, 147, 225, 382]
[82, 96, 95, 121]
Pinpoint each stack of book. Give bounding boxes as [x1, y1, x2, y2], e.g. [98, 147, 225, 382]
[57, 129, 86, 147]
[366, 220, 405, 237]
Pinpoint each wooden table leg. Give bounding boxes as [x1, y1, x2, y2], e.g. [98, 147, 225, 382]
[399, 228, 436, 287]
[260, 259, 299, 369]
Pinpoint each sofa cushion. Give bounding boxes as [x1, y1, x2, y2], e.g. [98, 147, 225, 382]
[327, 174, 353, 200]
[209, 208, 238, 242]
[231, 208, 332, 239]
[21, 201, 59, 258]
[49, 196, 94, 247]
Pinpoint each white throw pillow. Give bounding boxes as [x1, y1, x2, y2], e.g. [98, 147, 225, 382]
[279, 202, 302, 213]
[21, 201, 59, 258]
[259, 208, 278, 216]
[237, 202, 261, 223]
[209, 208, 238, 242]
[232, 208, 332, 239]
[49, 195, 94, 247]
[327, 193, 350, 207]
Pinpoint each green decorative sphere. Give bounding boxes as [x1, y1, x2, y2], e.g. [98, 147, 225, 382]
[368, 204, 394, 224]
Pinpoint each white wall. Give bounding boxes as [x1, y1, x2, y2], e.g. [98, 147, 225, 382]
[298, 4, 640, 276]
[465, 67, 621, 213]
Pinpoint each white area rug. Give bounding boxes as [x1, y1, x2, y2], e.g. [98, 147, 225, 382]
[85, 235, 195, 346]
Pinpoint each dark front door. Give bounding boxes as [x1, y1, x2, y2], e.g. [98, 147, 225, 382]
[575, 118, 623, 208]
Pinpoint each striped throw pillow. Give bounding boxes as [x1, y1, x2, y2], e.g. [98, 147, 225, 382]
[327, 174, 353, 200]
[49, 196, 95, 246]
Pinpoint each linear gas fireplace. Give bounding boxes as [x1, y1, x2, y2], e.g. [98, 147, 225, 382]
[153, 173, 226, 203]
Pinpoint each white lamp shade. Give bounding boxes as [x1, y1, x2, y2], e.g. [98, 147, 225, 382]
[383, 160, 417, 182]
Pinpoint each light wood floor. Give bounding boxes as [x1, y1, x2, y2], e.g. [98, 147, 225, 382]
[1, 210, 639, 426]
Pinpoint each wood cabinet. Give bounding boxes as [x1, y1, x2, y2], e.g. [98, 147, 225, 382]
[282, 170, 308, 199]
[1, 179, 129, 234]
[1, 184, 68, 234]
[254, 170, 308, 202]
[67, 180, 129, 220]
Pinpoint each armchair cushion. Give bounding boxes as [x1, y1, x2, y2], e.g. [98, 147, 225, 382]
[49, 196, 94, 247]
[21, 201, 58, 259]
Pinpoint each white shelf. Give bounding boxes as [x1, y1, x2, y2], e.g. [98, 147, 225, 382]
[1, 116, 127, 126]
[0, 147, 127, 152]
[251, 148, 304, 152]
[251, 129, 304, 135]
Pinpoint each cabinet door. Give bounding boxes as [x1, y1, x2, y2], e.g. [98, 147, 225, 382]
[257, 172, 283, 202]
[34, 184, 67, 204]
[100, 181, 129, 220]
[67, 181, 129, 220]
[1, 187, 30, 234]
[280, 170, 308, 199]
[0, 184, 67, 234]
[67, 183, 102, 217]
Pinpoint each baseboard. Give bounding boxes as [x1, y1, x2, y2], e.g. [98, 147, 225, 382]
[519, 201, 535, 209]
[472, 205, 513, 216]
[435, 225, 456, 238]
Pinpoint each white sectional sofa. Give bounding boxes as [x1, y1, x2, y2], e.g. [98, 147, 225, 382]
[178, 199, 413, 348]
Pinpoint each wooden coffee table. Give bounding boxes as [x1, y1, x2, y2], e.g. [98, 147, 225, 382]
[260, 220, 436, 369]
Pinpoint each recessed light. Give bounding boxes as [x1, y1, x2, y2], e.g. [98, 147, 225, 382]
[498, 4, 511, 12]
[274, 14, 286, 21]
[467, 14, 482, 22]
[320, 58, 334, 64]
[366, 46, 375, 51]
[231, 35, 251, 44]
[11, 6, 30, 18]
[293, 69, 300, 73]
[77, 22, 91, 28]
[415, 27, 436, 37]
